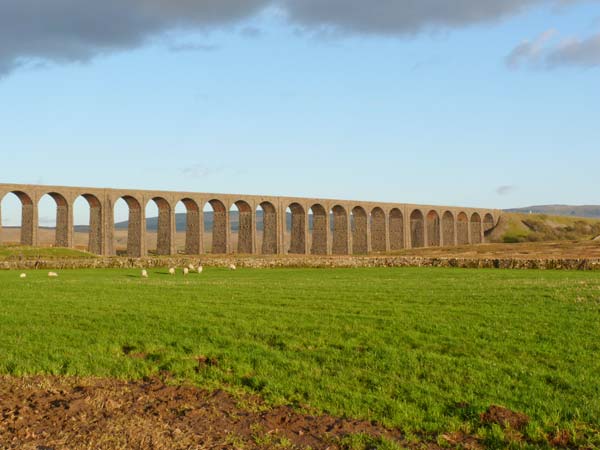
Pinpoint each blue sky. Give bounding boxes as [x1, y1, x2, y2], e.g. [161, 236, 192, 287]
[1, 1, 599, 225]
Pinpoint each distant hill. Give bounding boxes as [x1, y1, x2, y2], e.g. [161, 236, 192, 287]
[115, 212, 240, 232]
[112, 211, 294, 232]
[81, 206, 600, 235]
[505, 205, 600, 219]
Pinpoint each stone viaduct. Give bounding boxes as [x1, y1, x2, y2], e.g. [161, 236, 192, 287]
[0, 183, 501, 257]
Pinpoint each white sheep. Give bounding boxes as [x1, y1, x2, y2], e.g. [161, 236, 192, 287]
[48, 272, 58, 278]
[141, 270, 148, 278]
[188, 263, 195, 271]
[197, 265, 203, 274]
[169, 268, 176, 275]
[183, 267, 189, 275]
[20, 273, 27, 279]
[229, 264, 236, 271]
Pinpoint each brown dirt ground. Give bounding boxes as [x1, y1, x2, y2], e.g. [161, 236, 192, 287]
[0, 375, 549, 450]
[480, 405, 529, 432]
[0, 376, 417, 450]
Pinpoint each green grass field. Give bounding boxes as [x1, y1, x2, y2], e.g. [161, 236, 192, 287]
[1, 267, 599, 448]
[0, 245, 94, 260]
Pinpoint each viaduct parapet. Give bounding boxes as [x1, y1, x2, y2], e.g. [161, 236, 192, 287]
[0, 183, 501, 257]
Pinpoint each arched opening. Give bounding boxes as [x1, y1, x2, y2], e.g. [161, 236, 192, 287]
[442, 211, 455, 247]
[484, 213, 495, 241]
[258, 201, 277, 254]
[145, 197, 172, 256]
[232, 200, 253, 254]
[38, 192, 69, 248]
[332, 205, 349, 255]
[471, 213, 482, 244]
[351, 206, 368, 255]
[174, 201, 185, 254]
[73, 194, 102, 254]
[310, 204, 328, 255]
[73, 196, 90, 251]
[145, 200, 158, 255]
[0, 191, 34, 246]
[389, 208, 404, 251]
[288, 203, 306, 254]
[457, 212, 469, 245]
[176, 198, 201, 255]
[205, 199, 227, 254]
[37, 194, 55, 247]
[114, 195, 143, 257]
[410, 210, 425, 248]
[370, 207, 386, 253]
[426, 210, 441, 247]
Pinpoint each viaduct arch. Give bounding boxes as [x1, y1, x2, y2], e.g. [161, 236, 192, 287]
[0, 183, 501, 257]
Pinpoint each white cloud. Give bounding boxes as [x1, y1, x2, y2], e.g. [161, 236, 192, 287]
[1, 0, 595, 76]
[507, 29, 600, 69]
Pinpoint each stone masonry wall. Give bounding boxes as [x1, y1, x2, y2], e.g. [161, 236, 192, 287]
[370, 208, 386, 253]
[261, 203, 277, 255]
[389, 210, 404, 251]
[352, 209, 368, 254]
[3, 255, 600, 271]
[289, 205, 306, 254]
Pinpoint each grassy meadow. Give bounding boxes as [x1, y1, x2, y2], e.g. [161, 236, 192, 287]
[0, 267, 599, 447]
[491, 213, 600, 243]
[0, 245, 94, 260]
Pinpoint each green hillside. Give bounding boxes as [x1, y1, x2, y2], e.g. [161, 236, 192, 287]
[488, 212, 600, 243]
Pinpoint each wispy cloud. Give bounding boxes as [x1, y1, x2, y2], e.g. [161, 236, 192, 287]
[506, 29, 557, 68]
[507, 28, 600, 69]
[180, 164, 224, 179]
[546, 33, 600, 68]
[496, 185, 517, 195]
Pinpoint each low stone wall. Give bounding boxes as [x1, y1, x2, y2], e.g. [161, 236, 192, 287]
[2, 255, 600, 271]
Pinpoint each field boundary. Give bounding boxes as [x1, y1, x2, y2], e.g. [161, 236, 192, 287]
[2, 255, 600, 270]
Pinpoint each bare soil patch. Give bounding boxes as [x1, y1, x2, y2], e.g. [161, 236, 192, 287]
[0, 376, 548, 449]
[0, 376, 409, 450]
[480, 405, 530, 431]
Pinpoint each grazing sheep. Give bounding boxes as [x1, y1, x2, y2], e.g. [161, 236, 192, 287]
[141, 270, 148, 278]
[20, 273, 27, 279]
[229, 264, 236, 271]
[197, 265, 203, 274]
[183, 267, 189, 275]
[188, 263, 195, 271]
[48, 272, 58, 278]
[169, 268, 176, 275]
